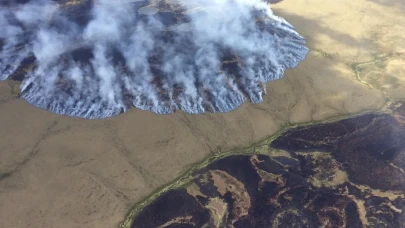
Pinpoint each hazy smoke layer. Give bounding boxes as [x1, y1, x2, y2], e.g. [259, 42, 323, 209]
[0, 0, 308, 119]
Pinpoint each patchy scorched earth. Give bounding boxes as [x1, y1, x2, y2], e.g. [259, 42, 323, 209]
[0, 0, 405, 228]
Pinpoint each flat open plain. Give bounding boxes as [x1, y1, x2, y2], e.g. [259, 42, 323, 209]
[0, 0, 404, 227]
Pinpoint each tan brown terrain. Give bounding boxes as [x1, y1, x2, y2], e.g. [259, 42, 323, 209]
[0, 0, 404, 227]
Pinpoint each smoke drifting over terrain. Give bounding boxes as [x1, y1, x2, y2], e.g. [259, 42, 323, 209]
[0, 0, 308, 119]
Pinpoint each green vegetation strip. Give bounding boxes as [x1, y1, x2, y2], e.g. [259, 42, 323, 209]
[119, 53, 401, 227]
[119, 98, 397, 228]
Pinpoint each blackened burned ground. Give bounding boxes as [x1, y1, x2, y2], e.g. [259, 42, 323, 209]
[129, 102, 405, 228]
[271, 102, 405, 191]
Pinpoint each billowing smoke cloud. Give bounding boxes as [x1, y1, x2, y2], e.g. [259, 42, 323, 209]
[0, 0, 308, 119]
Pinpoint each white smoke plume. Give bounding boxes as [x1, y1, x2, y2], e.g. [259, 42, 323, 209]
[0, 0, 308, 119]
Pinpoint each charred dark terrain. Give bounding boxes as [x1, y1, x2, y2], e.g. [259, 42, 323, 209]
[129, 102, 405, 228]
[1, 1, 404, 228]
